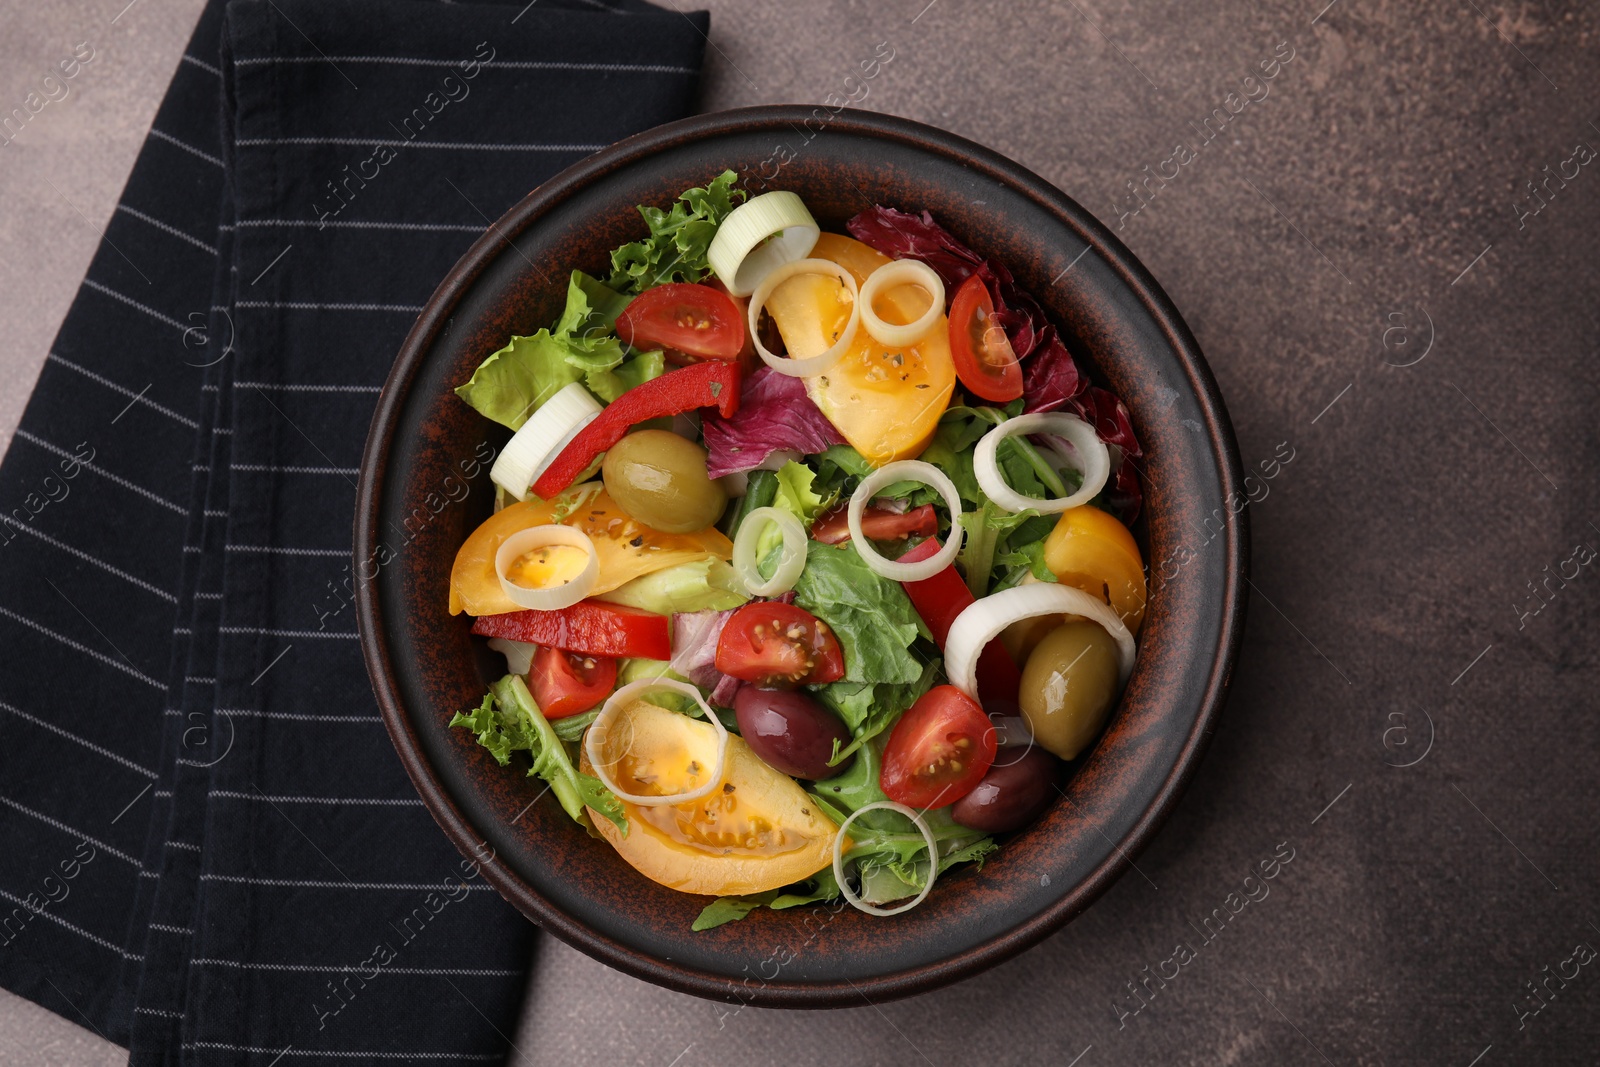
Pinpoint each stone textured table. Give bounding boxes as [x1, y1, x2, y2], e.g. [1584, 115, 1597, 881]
[3, 0, 1597, 1063]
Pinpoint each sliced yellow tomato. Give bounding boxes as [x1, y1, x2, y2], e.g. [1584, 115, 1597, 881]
[1043, 504, 1147, 635]
[764, 233, 956, 466]
[581, 699, 841, 896]
[450, 485, 733, 616]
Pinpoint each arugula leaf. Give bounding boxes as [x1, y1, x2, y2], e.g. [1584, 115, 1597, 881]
[813, 659, 938, 765]
[606, 170, 744, 294]
[691, 869, 842, 930]
[958, 502, 1041, 597]
[792, 542, 927, 686]
[451, 675, 628, 835]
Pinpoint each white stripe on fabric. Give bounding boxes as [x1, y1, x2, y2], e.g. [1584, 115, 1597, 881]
[0, 795, 143, 866]
[183, 1044, 499, 1061]
[165, 840, 202, 853]
[191, 959, 520, 976]
[47, 353, 201, 427]
[234, 300, 423, 312]
[215, 709, 381, 723]
[235, 137, 604, 152]
[235, 381, 380, 392]
[238, 219, 481, 233]
[148, 923, 194, 935]
[0, 517, 179, 603]
[180, 53, 221, 77]
[233, 55, 691, 73]
[0, 699, 160, 777]
[201, 873, 494, 891]
[232, 464, 361, 475]
[13, 431, 186, 514]
[225, 545, 348, 557]
[218, 627, 357, 640]
[0, 604, 166, 689]
[114, 206, 220, 256]
[209, 791, 423, 806]
[80, 279, 190, 333]
[148, 128, 225, 168]
[0, 887, 139, 959]
[135, 1005, 185, 1018]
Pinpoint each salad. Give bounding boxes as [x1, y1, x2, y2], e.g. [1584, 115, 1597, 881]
[447, 172, 1148, 929]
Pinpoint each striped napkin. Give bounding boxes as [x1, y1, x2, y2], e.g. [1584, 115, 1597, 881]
[0, 0, 707, 1060]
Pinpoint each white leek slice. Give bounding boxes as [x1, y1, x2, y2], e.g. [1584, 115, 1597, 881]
[748, 259, 860, 378]
[487, 637, 537, 676]
[585, 679, 729, 807]
[833, 800, 940, 917]
[732, 506, 808, 597]
[847, 461, 962, 581]
[945, 584, 1136, 706]
[707, 191, 821, 296]
[858, 260, 945, 348]
[493, 524, 598, 610]
[490, 382, 602, 501]
[974, 412, 1109, 514]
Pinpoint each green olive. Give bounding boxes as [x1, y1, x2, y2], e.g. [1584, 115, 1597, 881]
[601, 429, 728, 534]
[1018, 620, 1122, 760]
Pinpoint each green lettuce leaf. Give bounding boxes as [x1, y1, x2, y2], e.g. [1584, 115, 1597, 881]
[813, 658, 939, 765]
[606, 170, 744, 294]
[792, 541, 928, 686]
[691, 869, 842, 931]
[772, 460, 834, 527]
[455, 271, 660, 428]
[595, 559, 748, 615]
[450, 675, 627, 835]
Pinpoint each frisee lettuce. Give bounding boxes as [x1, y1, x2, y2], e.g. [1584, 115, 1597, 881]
[450, 675, 627, 835]
[606, 170, 744, 294]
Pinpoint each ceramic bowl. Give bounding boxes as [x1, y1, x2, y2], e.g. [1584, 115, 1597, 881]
[355, 105, 1247, 1007]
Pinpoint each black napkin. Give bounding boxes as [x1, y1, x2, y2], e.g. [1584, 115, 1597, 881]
[0, 0, 707, 1059]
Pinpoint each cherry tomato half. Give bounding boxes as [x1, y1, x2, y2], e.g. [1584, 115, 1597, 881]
[880, 685, 997, 808]
[810, 502, 938, 545]
[616, 282, 746, 363]
[948, 274, 1022, 403]
[530, 646, 617, 719]
[714, 602, 845, 688]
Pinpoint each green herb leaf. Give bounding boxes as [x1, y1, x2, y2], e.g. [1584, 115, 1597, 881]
[606, 171, 744, 294]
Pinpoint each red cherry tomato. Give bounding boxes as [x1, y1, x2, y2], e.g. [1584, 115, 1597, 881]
[529, 646, 617, 719]
[880, 685, 997, 808]
[616, 282, 746, 363]
[714, 603, 845, 688]
[948, 274, 1022, 402]
[810, 502, 938, 545]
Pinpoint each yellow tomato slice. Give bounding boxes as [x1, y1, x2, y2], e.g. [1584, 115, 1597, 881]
[1043, 504, 1147, 635]
[765, 233, 956, 466]
[581, 700, 841, 896]
[449, 485, 733, 616]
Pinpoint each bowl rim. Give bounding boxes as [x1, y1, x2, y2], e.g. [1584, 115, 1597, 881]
[355, 104, 1248, 1006]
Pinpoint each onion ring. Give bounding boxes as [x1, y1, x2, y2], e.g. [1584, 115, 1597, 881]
[945, 584, 1136, 705]
[732, 506, 808, 597]
[847, 461, 963, 581]
[747, 258, 861, 378]
[858, 260, 945, 348]
[832, 800, 941, 917]
[974, 412, 1110, 513]
[493, 524, 598, 611]
[584, 679, 730, 808]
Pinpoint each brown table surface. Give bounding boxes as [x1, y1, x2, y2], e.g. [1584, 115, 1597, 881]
[4, 0, 1598, 1063]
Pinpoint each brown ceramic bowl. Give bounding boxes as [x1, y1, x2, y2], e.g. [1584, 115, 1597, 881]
[355, 106, 1247, 1007]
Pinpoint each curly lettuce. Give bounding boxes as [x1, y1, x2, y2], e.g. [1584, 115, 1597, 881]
[606, 170, 744, 294]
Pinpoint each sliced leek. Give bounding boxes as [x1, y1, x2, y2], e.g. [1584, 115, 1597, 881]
[833, 801, 940, 917]
[847, 461, 963, 581]
[859, 260, 945, 348]
[493, 524, 598, 611]
[974, 412, 1109, 514]
[748, 259, 860, 378]
[490, 382, 602, 501]
[707, 190, 821, 296]
[585, 679, 730, 807]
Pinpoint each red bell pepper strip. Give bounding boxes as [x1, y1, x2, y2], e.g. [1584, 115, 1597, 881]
[531, 361, 742, 498]
[898, 538, 1022, 708]
[471, 601, 671, 661]
[811, 502, 938, 545]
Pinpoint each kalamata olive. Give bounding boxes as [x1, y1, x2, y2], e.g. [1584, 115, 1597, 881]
[951, 746, 1058, 833]
[602, 429, 727, 534]
[1018, 620, 1121, 760]
[733, 687, 853, 780]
